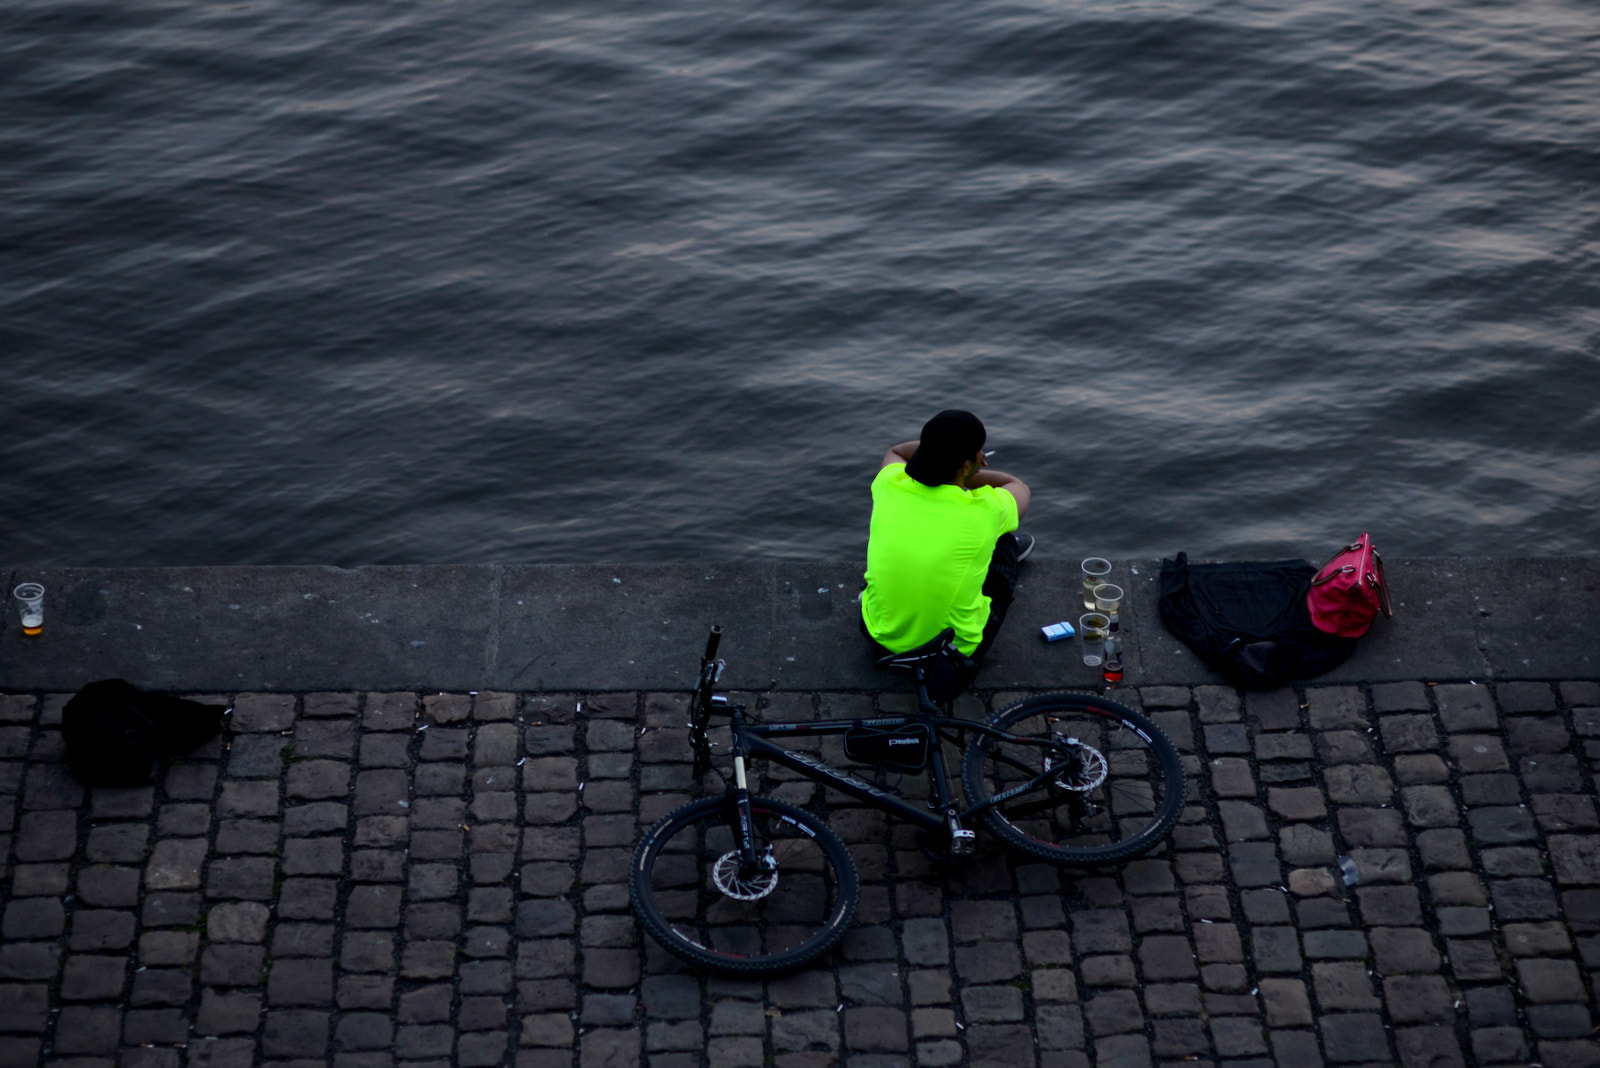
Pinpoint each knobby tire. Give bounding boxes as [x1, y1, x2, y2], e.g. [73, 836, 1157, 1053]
[962, 691, 1185, 865]
[629, 794, 860, 977]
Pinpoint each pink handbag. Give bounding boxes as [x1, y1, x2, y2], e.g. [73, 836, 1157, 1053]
[1308, 533, 1394, 637]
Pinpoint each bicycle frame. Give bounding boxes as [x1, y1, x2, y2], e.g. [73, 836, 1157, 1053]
[731, 708, 1031, 833]
[688, 625, 1087, 866]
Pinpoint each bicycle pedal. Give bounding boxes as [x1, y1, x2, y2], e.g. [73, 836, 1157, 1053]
[949, 829, 976, 857]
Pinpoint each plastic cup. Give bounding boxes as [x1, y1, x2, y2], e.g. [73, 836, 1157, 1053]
[14, 583, 44, 637]
[1080, 558, 1111, 610]
[1093, 583, 1124, 629]
[1079, 612, 1110, 666]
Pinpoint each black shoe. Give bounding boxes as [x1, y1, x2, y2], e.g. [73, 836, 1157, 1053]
[1013, 531, 1036, 562]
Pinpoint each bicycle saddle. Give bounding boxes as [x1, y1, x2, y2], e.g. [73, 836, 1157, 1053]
[873, 627, 959, 676]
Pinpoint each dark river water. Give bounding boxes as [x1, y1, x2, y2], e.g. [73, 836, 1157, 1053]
[4, 0, 1598, 566]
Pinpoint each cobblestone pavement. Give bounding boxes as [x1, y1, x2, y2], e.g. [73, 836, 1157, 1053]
[4, 680, 1600, 1068]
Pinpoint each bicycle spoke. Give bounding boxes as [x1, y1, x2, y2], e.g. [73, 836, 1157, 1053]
[631, 796, 860, 976]
[962, 693, 1184, 866]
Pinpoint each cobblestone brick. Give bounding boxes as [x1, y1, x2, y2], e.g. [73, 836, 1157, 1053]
[1498, 681, 1556, 713]
[1433, 684, 1495, 730]
[3, 896, 65, 940]
[1205, 723, 1250, 754]
[1084, 989, 1143, 1036]
[15, 809, 76, 861]
[1451, 734, 1510, 771]
[1128, 895, 1182, 933]
[1383, 974, 1455, 1023]
[1139, 934, 1198, 979]
[1448, 938, 1504, 980]
[1493, 876, 1562, 919]
[1257, 732, 1313, 760]
[1380, 712, 1438, 752]
[1228, 841, 1280, 886]
[70, 908, 137, 950]
[52, 1004, 122, 1054]
[1528, 1005, 1594, 1040]
[1324, 764, 1394, 804]
[1211, 1015, 1267, 1057]
[1219, 800, 1269, 841]
[962, 985, 1024, 1023]
[1306, 687, 1366, 729]
[1394, 1025, 1465, 1068]
[1345, 846, 1411, 883]
[1245, 688, 1300, 730]
[1518, 958, 1587, 1003]
[1210, 758, 1255, 798]
[1194, 685, 1239, 722]
[1369, 927, 1441, 974]
[1321, 1012, 1391, 1062]
[1251, 926, 1303, 973]
[1268, 786, 1326, 821]
[60, 954, 127, 999]
[196, 990, 262, 1035]
[1254, 977, 1310, 1027]
[1303, 929, 1367, 960]
[1071, 909, 1131, 953]
[1339, 806, 1406, 845]
[1251, 896, 1301, 934]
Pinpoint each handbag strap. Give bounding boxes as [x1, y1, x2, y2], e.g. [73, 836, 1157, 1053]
[1371, 549, 1394, 618]
[1309, 564, 1356, 587]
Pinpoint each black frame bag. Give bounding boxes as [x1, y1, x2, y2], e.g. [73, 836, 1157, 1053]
[1159, 554, 1358, 690]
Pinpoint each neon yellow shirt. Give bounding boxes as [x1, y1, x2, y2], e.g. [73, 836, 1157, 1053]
[861, 463, 1020, 655]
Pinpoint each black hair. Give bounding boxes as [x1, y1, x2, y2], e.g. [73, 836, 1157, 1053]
[905, 409, 986, 486]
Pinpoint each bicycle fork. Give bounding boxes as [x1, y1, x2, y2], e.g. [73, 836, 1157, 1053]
[727, 740, 777, 879]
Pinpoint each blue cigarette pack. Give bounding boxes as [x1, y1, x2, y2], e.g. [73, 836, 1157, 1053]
[1041, 621, 1076, 642]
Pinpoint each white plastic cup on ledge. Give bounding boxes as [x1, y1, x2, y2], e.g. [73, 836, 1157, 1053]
[14, 583, 44, 637]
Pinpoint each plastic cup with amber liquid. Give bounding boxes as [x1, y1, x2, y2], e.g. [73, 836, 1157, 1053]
[1079, 612, 1110, 667]
[1080, 558, 1111, 610]
[14, 584, 44, 636]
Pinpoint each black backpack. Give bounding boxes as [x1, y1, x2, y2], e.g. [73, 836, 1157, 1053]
[62, 679, 227, 785]
[1158, 553, 1358, 690]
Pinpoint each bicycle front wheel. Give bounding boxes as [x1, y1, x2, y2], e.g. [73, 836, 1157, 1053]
[963, 692, 1185, 866]
[630, 794, 860, 977]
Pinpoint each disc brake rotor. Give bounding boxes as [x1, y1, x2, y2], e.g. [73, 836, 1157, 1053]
[711, 850, 778, 900]
[1045, 739, 1109, 792]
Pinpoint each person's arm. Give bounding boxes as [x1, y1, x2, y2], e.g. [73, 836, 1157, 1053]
[965, 466, 1031, 520]
[880, 440, 919, 469]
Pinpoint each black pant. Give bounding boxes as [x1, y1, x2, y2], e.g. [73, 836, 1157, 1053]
[972, 530, 1024, 660]
[861, 531, 1024, 662]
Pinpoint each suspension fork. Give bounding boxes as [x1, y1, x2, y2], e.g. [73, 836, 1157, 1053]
[725, 712, 770, 870]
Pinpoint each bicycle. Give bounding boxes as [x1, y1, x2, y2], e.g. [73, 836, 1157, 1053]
[628, 625, 1185, 977]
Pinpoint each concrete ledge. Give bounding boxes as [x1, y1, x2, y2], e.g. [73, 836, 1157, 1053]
[3, 558, 1596, 693]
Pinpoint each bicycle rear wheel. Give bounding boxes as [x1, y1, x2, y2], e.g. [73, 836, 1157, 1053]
[962, 692, 1184, 866]
[630, 794, 860, 977]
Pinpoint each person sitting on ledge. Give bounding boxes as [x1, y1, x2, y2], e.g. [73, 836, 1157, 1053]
[860, 409, 1034, 664]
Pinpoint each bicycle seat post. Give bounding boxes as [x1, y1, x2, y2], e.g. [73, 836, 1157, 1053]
[911, 665, 943, 716]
